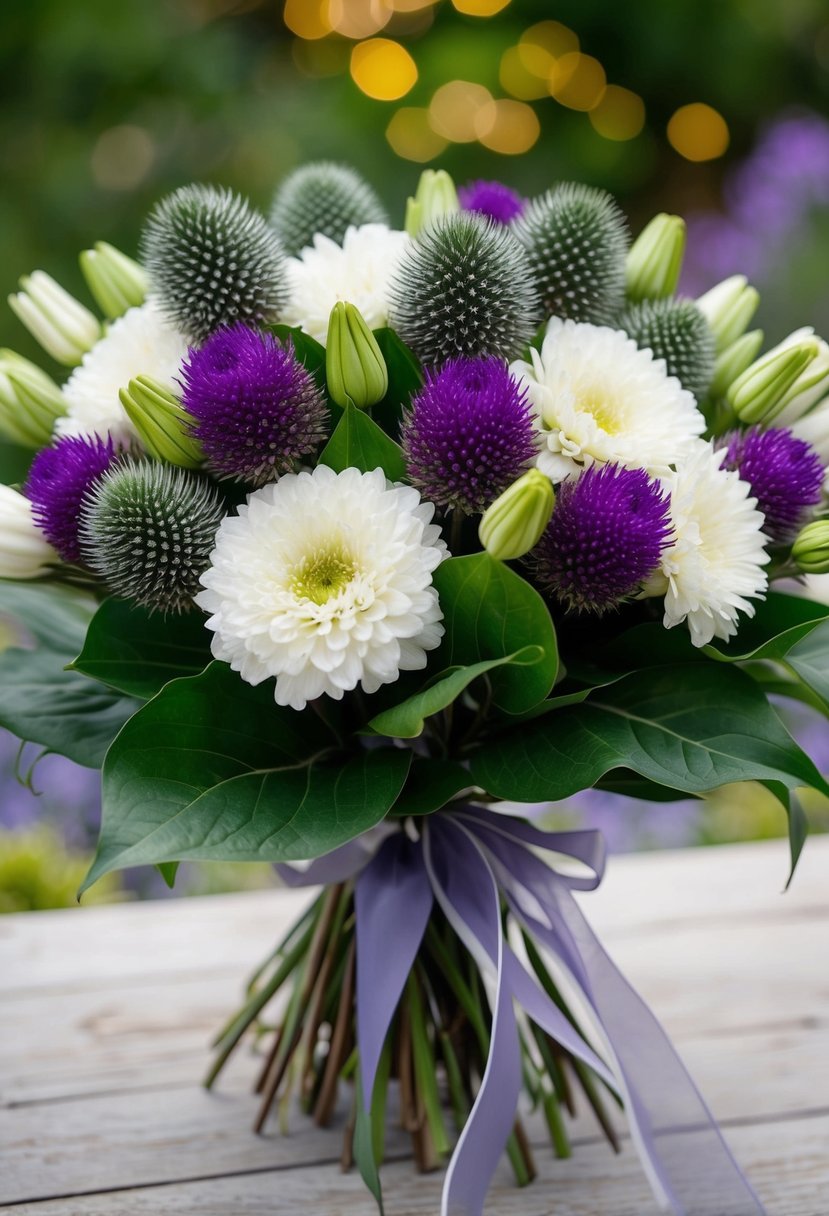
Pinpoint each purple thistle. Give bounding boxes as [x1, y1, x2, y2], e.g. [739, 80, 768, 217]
[178, 323, 328, 485]
[25, 435, 118, 563]
[720, 427, 824, 543]
[459, 180, 526, 226]
[402, 356, 537, 514]
[534, 464, 672, 613]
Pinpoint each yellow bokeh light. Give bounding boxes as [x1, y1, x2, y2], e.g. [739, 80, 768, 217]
[589, 85, 646, 141]
[478, 99, 540, 155]
[91, 125, 155, 191]
[283, 0, 331, 40]
[390, 0, 436, 9]
[521, 20, 578, 58]
[452, 0, 512, 16]
[499, 43, 554, 101]
[350, 38, 418, 101]
[549, 52, 606, 112]
[429, 80, 496, 143]
[667, 103, 730, 162]
[329, 0, 392, 39]
[292, 37, 351, 78]
[386, 107, 448, 161]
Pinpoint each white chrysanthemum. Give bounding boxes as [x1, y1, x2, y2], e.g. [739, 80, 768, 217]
[510, 318, 705, 482]
[196, 465, 446, 710]
[56, 301, 189, 446]
[645, 444, 769, 647]
[280, 224, 410, 345]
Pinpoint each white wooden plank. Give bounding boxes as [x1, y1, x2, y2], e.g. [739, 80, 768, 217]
[2, 1112, 826, 1215]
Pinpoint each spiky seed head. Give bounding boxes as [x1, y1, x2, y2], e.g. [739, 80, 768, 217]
[141, 184, 288, 343]
[79, 460, 225, 613]
[269, 162, 389, 256]
[389, 212, 540, 368]
[513, 183, 629, 324]
[619, 298, 716, 401]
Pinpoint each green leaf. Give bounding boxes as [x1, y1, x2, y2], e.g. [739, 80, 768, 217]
[784, 619, 829, 711]
[354, 1076, 384, 1215]
[762, 781, 809, 886]
[0, 440, 33, 485]
[72, 598, 212, 699]
[81, 662, 411, 890]
[391, 757, 474, 817]
[470, 662, 829, 803]
[269, 324, 327, 385]
[0, 581, 139, 768]
[371, 327, 422, 434]
[432, 554, 558, 714]
[319, 401, 406, 481]
[367, 647, 543, 738]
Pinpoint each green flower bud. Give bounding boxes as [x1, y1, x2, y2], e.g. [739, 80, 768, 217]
[325, 301, 388, 409]
[119, 376, 204, 468]
[79, 241, 148, 320]
[792, 520, 829, 575]
[0, 350, 67, 447]
[625, 213, 686, 302]
[773, 328, 829, 425]
[478, 468, 555, 562]
[8, 271, 101, 367]
[405, 169, 460, 238]
[695, 275, 760, 354]
[728, 338, 819, 426]
[708, 329, 764, 399]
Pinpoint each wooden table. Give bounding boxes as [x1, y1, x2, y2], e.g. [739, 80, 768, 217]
[1, 837, 826, 1215]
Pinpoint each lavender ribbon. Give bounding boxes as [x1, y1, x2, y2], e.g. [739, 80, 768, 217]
[278, 810, 766, 1216]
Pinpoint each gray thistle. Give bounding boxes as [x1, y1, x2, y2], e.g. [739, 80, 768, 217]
[389, 212, 540, 367]
[513, 183, 629, 324]
[79, 460, 225, 614]
[141, 184, 288, 343]
[619, 298, 716, 401]
[269, 161, 389, 256]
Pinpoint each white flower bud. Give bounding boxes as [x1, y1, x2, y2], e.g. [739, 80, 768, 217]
[696, 275, 759, 354]
[626, 213, 686, 302]
[0, 484, 57, 580]
[8, 271, 101, 367]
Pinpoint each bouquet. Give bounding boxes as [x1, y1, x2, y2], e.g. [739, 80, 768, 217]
[3, 160, 829, 1216]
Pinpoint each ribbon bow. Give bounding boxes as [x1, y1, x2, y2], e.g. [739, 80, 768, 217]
[279, 808, 765, 1216]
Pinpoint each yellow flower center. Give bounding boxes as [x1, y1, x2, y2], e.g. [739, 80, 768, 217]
[291, 545, 357, 605]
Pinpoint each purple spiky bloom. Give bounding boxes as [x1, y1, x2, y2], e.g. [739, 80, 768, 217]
[534, 464, 672, 612]
[178, 323, 328, 485]
[25, 434, 118, 563]
[720, 426, 823, 543]
[401, 356, 537, 514]
[459, 180, 526, 226]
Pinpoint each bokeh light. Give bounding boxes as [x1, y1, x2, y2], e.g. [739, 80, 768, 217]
[386, 106, 448, 161]
[521, 20, 579, 58]
[549, 53, 607, 112]
[350, 38, 418, 101]
[429, 80, 496, 143]
[390, 0, 437, 10]
[589, 86, 646, 142]
[90, 125, 155, 190]
[329, 0, 392, 39]
[283, 0, 331, 40]
[668, 103, 730, 161]
[478, 99, 541, 154]
[451, 0, 512, 15]
[499, 44, 553, 101]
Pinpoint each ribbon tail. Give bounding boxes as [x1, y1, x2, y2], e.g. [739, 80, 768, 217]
[355, 834, 432, 1110]
[423, 822, 522, 1216]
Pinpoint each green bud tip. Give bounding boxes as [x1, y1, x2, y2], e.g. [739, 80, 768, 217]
[626, 213, 686, 302]
[478, 468, 555, 562]
[0, 349, 67, 448]
[405, 169, 459, 238]
[728, 339, 819, 426]
[709, 329, 764, 399]
[696, 275, 760, 354]
[80, 241, 148, 321]
[792, 520, 829, 575]
[7, 271, 101, 368]
[325, 301, 388, 409]
[119, 375, 204, 468]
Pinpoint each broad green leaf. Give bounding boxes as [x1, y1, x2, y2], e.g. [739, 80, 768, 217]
[319, 401, 406, 481]
[785, 619, 829, 711]
[470, 662, 829, 804]
[432, 554, 558, 714]
[81, 662, 411, 890]
[391, 758, 474, 817]
[0, 581, 138, 768]
[71, 598, 212, 699]
[270, 324, 327, 385]
[354, 1076, 385, 1215]
[762, 781, 809, 886]
[371, 327, 422, 435]
[0, 440, 33, 485]
[367, 647, 543, 738]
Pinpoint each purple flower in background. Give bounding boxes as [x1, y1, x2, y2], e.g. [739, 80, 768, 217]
[459, 179, 526, 226]
[25, 435, 117, 563]
[402, 355, 537, 514]
[720, 427, 823, 542]
[534, 464, 671, 612]
[178, 323, 328, 485]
